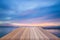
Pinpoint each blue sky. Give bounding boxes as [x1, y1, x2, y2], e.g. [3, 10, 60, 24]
[0, 0, 60, 25]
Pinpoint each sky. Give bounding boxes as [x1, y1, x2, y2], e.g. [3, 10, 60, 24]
[0, 0, 60, 26]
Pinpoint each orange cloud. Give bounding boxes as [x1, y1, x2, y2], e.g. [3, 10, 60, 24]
[10, 22, 60, 27]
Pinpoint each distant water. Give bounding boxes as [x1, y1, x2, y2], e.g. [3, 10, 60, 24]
[45, 29, 60, 38]
[42, 26, 60, 38]
[0, 26, 17, 38]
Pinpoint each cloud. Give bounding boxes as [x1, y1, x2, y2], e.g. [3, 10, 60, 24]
[0, 0, 60, 25]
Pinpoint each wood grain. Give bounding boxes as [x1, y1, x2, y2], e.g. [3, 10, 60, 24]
[0, 26, 59, 40]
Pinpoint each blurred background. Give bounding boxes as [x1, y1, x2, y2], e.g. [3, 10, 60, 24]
[0, 0, 60, 38]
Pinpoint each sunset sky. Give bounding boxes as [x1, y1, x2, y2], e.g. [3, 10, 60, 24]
[0, 0, 60, 26]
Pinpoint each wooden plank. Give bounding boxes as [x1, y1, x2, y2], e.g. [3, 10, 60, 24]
[0, 26, 59, 40]
[38, 27, 59, 40]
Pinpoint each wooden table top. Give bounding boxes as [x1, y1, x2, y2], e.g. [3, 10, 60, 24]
[0, 26, 60, 40]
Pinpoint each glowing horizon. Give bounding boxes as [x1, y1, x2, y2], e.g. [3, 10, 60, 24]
[10, 22, 60, 27]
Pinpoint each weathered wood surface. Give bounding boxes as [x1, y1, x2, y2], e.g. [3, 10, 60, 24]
[0, 26, 60, 40]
